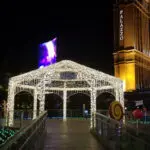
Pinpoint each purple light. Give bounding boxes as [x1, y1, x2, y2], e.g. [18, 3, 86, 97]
[38, 38, 57, 68]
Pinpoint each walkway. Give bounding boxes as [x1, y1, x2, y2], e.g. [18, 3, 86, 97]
[43, 119, 105, 150]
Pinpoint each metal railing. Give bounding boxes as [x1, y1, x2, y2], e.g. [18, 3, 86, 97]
[0, 110, 33, 129]
[0, 111, 47, 150]
[47, 109, 90, 119]
[92, 112, 150, 150]
[0, 108, 90, 128]
[4, 110, 38, 129]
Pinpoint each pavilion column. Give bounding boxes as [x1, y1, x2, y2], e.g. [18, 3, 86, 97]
[115, 82, 125, 122]
[118, 84, 124, 109]
[118, 82, 125, 122]
[38, 78, 46, 115]
[115, 88, 120, 101]
[33, 89, 37, 119]
[90, 87, 97, 129]
[63, 89, 67, 121]
[115, 83, 124, 108]
[7, 81, 15, 127]
[39, 94, 45, 114]
[63, 82, 67, 121]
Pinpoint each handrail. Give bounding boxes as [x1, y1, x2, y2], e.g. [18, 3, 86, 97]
[0, 111, 47, 150]
[18, 111, 47, 149]
[93, 112, 150, 150]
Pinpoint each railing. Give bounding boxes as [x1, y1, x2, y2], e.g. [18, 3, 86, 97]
[92, 112, 150, 150]
[0, 108, 90, 129]
[47, 109, 90, 119]
[0, 111, 47, 150]
[0, 110, 33, 129]
[4, 110, 37, 129]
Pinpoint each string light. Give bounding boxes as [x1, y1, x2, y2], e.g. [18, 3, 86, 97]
[63, 82, 67, 121]
[7, 60, 124, 127]
[33, 89, 37, 119]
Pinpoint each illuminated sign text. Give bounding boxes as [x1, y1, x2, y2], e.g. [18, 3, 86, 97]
[120, 10, 124, 41]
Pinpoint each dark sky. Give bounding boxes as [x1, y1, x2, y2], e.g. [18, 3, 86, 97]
[0, 2, 115, 76]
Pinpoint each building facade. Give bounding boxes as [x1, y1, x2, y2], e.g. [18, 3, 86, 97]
[113, 0, 150, 91]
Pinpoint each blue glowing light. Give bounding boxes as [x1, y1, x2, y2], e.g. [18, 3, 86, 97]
[38, 38, 57, 68]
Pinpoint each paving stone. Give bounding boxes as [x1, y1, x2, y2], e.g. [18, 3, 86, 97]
[43, 119, 105, 150]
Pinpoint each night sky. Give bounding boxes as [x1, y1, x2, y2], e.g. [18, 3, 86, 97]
[0, 1, 115, 76]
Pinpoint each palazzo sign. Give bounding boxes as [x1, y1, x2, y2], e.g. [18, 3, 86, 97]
[120, 10, 124, 41]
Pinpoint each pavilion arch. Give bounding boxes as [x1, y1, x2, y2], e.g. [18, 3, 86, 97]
[14, 91, 34, 121]
[15, 87, 34, 97]
[67, 92, 90, 118]
[96, 91, 115, 113]
[45, 92, 63, 109]
[96, 88, 115, 98]
[67, 92, 90, 108]
[45, 90, 63, 99]
[14, 91, 33, 109]
[7, 60, 124, 128]
[67, 90, 91, 99]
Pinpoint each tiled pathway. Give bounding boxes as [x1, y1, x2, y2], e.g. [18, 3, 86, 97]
[43, 119, 105, 150]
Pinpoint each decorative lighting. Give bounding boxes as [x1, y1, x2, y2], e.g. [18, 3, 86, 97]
[7, 60, 124, 127]
[33, 89, 37, 119]
[63, 82, 67, 121]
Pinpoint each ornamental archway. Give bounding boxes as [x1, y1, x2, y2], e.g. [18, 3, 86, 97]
[96, 92, 115, 116]
[45, 93, 63, 110]
[97, 92, 115, 109]
[15, 91, 33, 110]
[45, 93, 63, 118]
[14, 91, 33, 120]
[67, 92, 90, 118]
[7, 60, 124, 128]
[96, 89, 115, 109]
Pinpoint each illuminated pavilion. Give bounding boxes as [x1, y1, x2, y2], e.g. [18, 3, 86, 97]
[7, 60, 124, 128]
